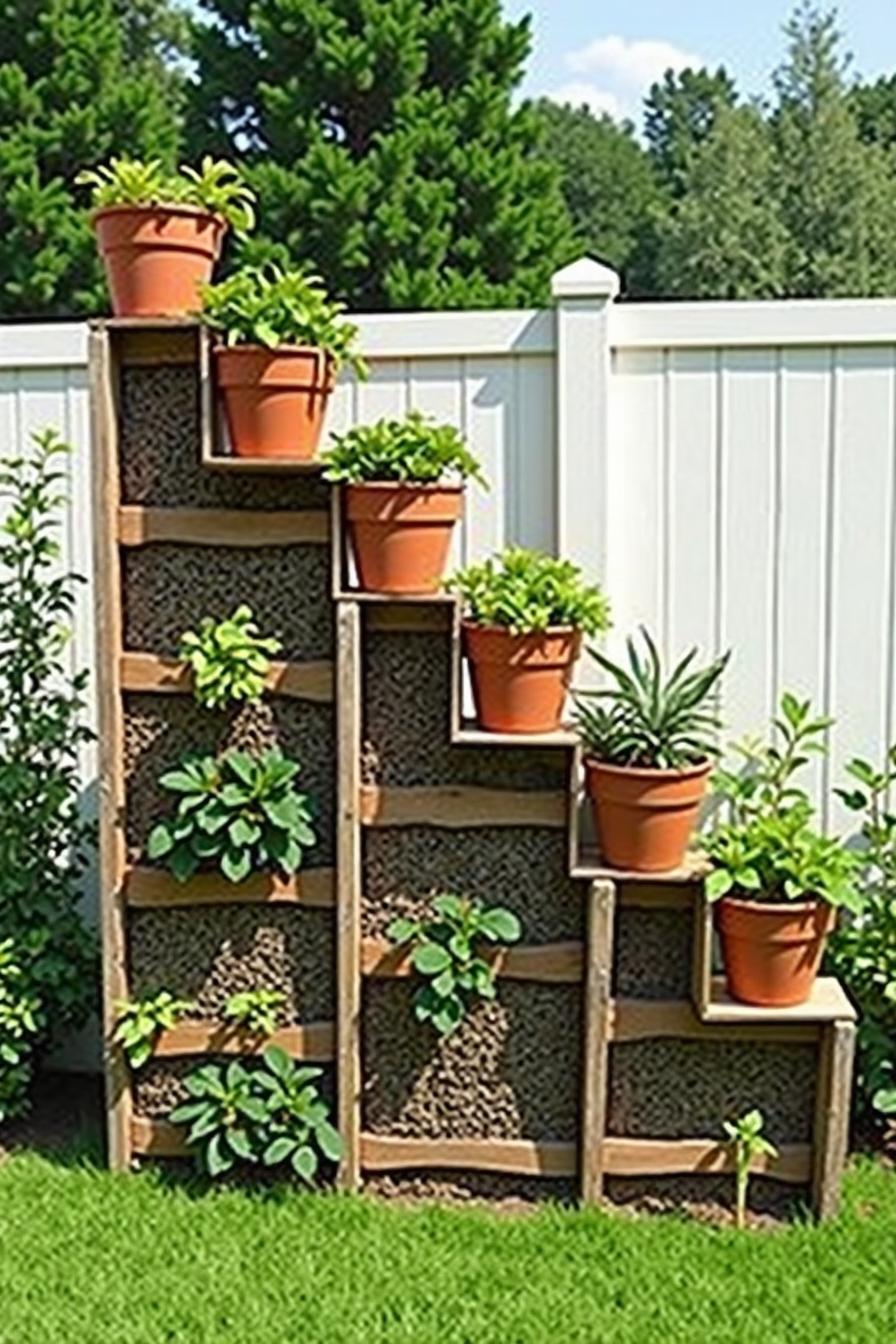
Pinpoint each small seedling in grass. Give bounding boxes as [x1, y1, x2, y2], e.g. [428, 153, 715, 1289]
[223, 988, 286, 1036]
[387, 895, 522, 1036]
[723, 1108, 778, 1229]
[179, 605, 281, 710]
[114, 990, 194, 1070]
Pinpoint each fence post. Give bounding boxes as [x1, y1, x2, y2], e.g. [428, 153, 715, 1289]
[552, 257, 619, 597]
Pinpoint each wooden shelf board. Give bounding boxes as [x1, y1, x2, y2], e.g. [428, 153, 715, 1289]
[360, 1134, 576, 1179]
[119, 652, 333, 702]
[361, 938, 584, 984]
[703, 977, 856, 1025]
[336, 590, 456, 605]
[359, 784, 567, 830]
[123, 866, 335, 909]
[153, 1019, 335, 1061]
[202, 456, 327, 475]
[118, 506, 329, 547]
[610, 997, 818, 1045]
[453, 721, 578, 749]
[571, 843, 709, 885]
[602, 1137, 811, 1184]
[91, 316, 200, 330]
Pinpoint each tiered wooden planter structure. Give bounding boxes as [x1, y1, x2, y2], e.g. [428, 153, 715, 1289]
[92, 320, 856, 1219]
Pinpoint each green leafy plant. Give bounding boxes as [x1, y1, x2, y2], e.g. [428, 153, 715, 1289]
[223, 989, 287, 1037]
[387, 895, 522, 1035]
[170, 1047, 342, 1182]
[76, 155, 255, 233]
[147, 748, 317, 884]
[322, 411, 486, 486]
[574, 627, 730, 769]
[0, 940, 44, 1123]
[449, 547, 611, 636]
[113, 990, 195, 1070]
[723, 1108, 778, 1229]
[179, 605, 281, 710]
[0, 428, 95, 1118]
[828, 751, 896, 1122]
[703, 693, 862, 912]
[198, 264, 366, 376]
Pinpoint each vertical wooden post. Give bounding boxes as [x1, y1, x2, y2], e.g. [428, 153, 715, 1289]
[89, 326, 131, 1171]
[553, 258, 619, 688]
[812, 1019, 855, 1220]
[691, 887, 714, 1017]
[580, 878, 616, 1203]
[336, 600, 362, 1190]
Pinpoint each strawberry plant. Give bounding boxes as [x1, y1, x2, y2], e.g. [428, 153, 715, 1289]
[77, 156, 255, 234]
[223, 988, 286, 1037]
[449, 546, 611, 636]
[114, 990, 194, 1070]
[322, 411, 485, 485]
[179, 605, 281, 710]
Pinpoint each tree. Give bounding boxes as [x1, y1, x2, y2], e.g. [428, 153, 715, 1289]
[0, 0, 184, 316]
[644, 66, 738, 193]
[652, 105, 788, 299]
[772, 3, 896, 297]
[189, 0, 575, 309]
[531, 99, 663, 286]
[852, 74, 896, 149]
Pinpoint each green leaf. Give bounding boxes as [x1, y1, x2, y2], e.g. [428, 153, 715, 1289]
[315, 1120, 344, 1162]
[412, 943, 452, 976]
[291, 1144, 318, 1184]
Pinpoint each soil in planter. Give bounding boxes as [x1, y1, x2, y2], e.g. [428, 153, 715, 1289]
[613, 904, 694, 1000]
[605, 1174, 809, 1228]
[129, 904, 335, 1023]
[366, 1171, 578, 1209]
[134, 1058, 336, 1120]
[362, 980, 580, 1143]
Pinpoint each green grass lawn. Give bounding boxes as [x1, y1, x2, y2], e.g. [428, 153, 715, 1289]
[0, 1144, 894, 1344]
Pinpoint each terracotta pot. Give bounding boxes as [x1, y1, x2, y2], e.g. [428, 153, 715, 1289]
[584, 757, 711, 873]
[93, 205, 225, 317]
[214, 345, 334, 460]
[716, 896, 835, 1007]
[345, 483, 463, 593]
[463, 622, 581, 734]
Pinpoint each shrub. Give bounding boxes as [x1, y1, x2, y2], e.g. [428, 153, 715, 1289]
[198, 264, 366, 376]
[387, 895, 522, 1035]
[179, 605, 281, 710]
[147, 748, 317, 883]
[76, 156, 255, 234]
[113, 991, 195, 1070]
[449, 547, 611, 636]
[574, 627, 729, 769]
[0, 940, 44, 1123]
[0, 428, 95, 1115]
[322, 411, 486, 486]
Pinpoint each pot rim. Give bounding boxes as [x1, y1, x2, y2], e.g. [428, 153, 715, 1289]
[461, 618, 580, 638]
[213, 342, 335, 360]
[345, 479, 465, 495]
[583, 754, 712, 781]
[92, 202, 225, 226]
[717, 893, 831, 916]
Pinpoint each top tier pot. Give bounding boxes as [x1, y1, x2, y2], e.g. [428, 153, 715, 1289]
[93, 204, 225, 317]
[345, 482, 463, 594]
[214, 345, 335, 460]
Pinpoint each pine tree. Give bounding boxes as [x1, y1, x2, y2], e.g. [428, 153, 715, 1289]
[0, 0, 184, 316]
[189, 0, 575, 309]
[644, 66, 738, 194]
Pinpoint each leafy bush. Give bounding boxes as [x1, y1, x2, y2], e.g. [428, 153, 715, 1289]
[723, 1109, 777, 1230]
[170, 1046, 342, 1181]
[0, 428, 95, 1115]
[179, 605, 280, 710]
[76, 156, 255, 234]
[322, 411, 486, 486]
[224, 989, 286, 1036]
[703, 694, 862, 912]
[574, 627, 729, 770]
[0, 940, 44, 1123]
[449, 547, 611, 636]
[387, 895, 522, 1035]
[199, 264, 366, 376]
[828, 752, 896, 1121]
[147, 748, 317, 884]
[113, 990, 195, 1070]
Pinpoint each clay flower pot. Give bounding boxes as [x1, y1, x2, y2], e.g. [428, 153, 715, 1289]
[345, 483, 463, 593]
[584, 757, 711, 873]
[214, 346, 334, 460]
[93, 204, 225, 317]
[463, 622, 581, 734]
[716, 896, 836, 1007]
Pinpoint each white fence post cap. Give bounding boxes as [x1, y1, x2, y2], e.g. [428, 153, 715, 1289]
[551, 256, 620, 300]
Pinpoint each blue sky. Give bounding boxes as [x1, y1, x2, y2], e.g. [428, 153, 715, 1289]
[504, 1, 896, 125]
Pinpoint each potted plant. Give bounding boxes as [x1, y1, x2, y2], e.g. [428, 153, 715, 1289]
[76, 156, 255, 317]
[322, 411, 486, 593]
[703, 693, 863, 1007]
[574, 628, 729, 872]
[198, 264, 366, 461]
[449, 547, 611, 734]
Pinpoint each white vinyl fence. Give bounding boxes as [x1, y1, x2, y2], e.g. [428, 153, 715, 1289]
[4, 260, 896, 1064]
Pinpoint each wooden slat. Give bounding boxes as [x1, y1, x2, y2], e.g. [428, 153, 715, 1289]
[359, 784, 567, 830]
[360, 1133, 576, 1178]
[117, 328, 196, 366]
[610, 998, 819, 1046]
[361, 938, 584, 984]
[123, 866, 335, 909]
[704, 976, 856, 1026]
[693, 893, 714, 1015]
[812, 1020, 856, 1219]
[154, 1019, 335, 1060]
[336, 602, 363, 1192]
[365, 604, 454, 634]
[616, 884, 696, 910]
[603, 1137, 811, 1184]
[119, 652, 334, 702]
[117, 506, 329, 547]
[581, 879, 615, 1203]
[131, 1117, 188, 1158]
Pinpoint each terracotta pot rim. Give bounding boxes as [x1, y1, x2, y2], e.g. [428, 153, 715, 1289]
[462, 619, 580, 638]
[213, 343, 334, 360]
[345, 480, 464, 495]
[717, 893, 830, 917]
[584, 755, 712, 782]
[92, 202, 224, 226]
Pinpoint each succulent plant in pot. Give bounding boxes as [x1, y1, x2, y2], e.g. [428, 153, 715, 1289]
[574, 628, 729, 872]
[449, 547, 611, 734]
[322, 411, 486, 593]
[703, 693, 863, 1007]
[76, 156, 255, 317]
[198, 264, 366, 461]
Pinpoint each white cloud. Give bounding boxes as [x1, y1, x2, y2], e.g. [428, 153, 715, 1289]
[545, 34, 705, 123]
[547, 82, 624, 120]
